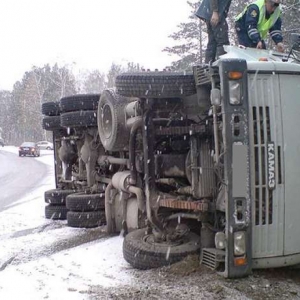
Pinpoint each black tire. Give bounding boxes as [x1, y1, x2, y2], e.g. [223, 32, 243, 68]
[123, 229, 200, 270]
[60, 110, 97, 128]
[116, 72, 196, 98]
[45, 205, 68, 220]
[53, 128, 71, 138]
[60, 94, 100, 112]
[42, 116, 62, 131]
[45, 189, 76, 205]
[67, 211, 106, 228]
[97, 89, 129, 151]
[42, 101, 60, 116]
[66, 193, 105, 211]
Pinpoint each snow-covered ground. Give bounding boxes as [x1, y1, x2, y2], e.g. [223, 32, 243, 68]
[0, 147, 131, 300]
[2, 146, 300, 300]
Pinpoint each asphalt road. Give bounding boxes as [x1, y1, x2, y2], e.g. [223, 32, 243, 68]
[0, 150, 48, 211]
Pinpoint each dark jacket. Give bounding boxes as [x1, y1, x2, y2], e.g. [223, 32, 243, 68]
[195, 0, 232, 21]
[235, 4, 283, 45]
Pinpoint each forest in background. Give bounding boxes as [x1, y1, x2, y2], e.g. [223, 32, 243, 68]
[0, 0, 299, 145]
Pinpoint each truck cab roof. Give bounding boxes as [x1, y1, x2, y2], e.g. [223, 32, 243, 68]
[219, 45, 300, 73]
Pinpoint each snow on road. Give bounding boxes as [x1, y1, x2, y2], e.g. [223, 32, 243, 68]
[0, 146, 55, 233]
[0, 146, 131, 300]
[2, 147, 300, 300]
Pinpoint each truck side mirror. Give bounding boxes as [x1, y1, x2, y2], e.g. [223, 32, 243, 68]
[290, 33, 300, 51]
[282, 33, 300, 62]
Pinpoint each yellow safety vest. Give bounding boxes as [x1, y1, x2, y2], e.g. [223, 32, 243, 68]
[236, 0, 281, 39]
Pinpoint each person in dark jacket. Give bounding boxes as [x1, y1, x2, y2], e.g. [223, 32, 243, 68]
[235, 0, 284, 52]
[196, 0, 232, 63]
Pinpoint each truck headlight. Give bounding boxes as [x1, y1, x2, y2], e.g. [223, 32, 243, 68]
[215, 232, 226, 249]
[234, 231, 246, 256]
[229, 81, 241, 105]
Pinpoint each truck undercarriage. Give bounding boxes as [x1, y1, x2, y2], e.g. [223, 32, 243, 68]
[41, 34, 300, 278]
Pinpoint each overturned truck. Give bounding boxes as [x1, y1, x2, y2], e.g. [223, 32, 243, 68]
[42, 34, 300, 278]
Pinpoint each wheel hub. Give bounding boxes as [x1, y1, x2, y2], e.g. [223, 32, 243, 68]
[143, 233, 183, 247]
[101, 104, 113, 139]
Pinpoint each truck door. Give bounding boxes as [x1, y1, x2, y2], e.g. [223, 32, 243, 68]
[279, 73, 300, 255]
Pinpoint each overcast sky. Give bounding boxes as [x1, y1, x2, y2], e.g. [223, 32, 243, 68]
[0, 0, 192, 90]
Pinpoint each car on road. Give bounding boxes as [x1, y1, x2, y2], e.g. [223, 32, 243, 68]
[19, 142, 40, 157]
[36, 141, 54, 150]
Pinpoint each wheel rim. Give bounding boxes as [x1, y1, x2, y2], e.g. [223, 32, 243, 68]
[101, 103, 113, 139]
[143, 234, 182, 248]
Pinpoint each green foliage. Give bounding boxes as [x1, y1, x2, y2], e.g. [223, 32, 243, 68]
[0, 60, 144, 144]
[2, 64, 77, 145]
[2, 0, 299, 145]
[0, 90, 13, 142]
[80, 70, 106, 94]
[106, 63, 124, 88]
[126, 62, 142, 72]
[106, 62, 143, 88]
[281, 0, 300, 45]
[163, 1, 204, 70]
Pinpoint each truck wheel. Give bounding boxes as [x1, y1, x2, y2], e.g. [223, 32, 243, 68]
[123, 228, 200, 269]
[42, 116, 62, 131]
[53, 128, 70, 138]
[45, 189, 76, 205]
[116, 72, 196, 98]
[67, 211, 106, 228]
[66, 193, 105, 211]
[42, 101, 60, 116]
[60, 110, 97, 128]
[97, 89, 129, 151]
[45, 205, 68, 220]
[60, 94, 100, 112]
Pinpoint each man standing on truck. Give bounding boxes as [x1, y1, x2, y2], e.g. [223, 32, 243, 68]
[195, 0, 232, 63]
[235, 0, 284, 52]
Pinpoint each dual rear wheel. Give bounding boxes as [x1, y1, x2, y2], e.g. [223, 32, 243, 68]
[44, 189, 106, 228]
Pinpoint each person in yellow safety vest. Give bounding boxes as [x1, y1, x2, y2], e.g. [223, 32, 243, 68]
[235, 0, 284, 52]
